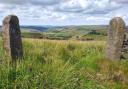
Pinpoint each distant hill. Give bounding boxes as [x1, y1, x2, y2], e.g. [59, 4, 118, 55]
[0, 25, 127, 33]
[0, 25, 53, 32]
[0, 25, 108, 32]
[0, 25, 128, 40]
[0, 25, 108, 40]
[21, 26, 52, 32]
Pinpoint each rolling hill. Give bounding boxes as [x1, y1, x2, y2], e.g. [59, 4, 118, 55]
[0, 25, 109, 40]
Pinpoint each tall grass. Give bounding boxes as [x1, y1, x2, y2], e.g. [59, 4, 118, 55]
[0, 38, 128, 89]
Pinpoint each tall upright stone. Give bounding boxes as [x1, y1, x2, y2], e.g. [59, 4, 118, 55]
[2, 15, 23, 60]
[106, 17, 125, 60]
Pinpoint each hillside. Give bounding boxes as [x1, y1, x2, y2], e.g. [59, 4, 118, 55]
[44, 25, 107, 40]
[0, 25, 107, 32]
[0, 25, 108, 40]
[0, 38, 128, 89]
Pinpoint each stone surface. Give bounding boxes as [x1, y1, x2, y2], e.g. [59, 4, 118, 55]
[106, 17, 125, 60]
[121, 31, 128, 59]
[2, 15, 23, 59]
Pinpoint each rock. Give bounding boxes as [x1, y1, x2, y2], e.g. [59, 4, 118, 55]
[121, 33, 128, 59]
[106, 17, 125, 60]
[2, 15, 23, 60]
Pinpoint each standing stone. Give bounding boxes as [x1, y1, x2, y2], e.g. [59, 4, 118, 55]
[106, 17, 125, 60]
[2, 15, 23, 60]
[121, 30, 128, 59]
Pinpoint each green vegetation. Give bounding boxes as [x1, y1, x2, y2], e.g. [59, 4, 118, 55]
[21, 32, 43, 39]
[0, 38, 128, 89]
[43, 25, 107, 40]
[20, 25, 107, 40]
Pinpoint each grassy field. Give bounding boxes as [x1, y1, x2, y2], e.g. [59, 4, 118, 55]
[0, 38, 128, 89]
[14, 25, 107, 40]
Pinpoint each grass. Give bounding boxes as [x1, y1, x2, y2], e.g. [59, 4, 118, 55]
[0, 38, 128, 89]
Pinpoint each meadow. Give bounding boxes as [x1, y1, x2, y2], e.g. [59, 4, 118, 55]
[0, 38, 128, 89]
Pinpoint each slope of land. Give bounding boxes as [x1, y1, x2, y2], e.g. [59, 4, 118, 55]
[0, 25, 108, 40]
[0, 38, 128, 89]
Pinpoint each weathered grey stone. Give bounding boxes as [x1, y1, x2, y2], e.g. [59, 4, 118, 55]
[106, 17, 125, 60]
[121, 31, 128, 59]
[2, 15, 23, 60]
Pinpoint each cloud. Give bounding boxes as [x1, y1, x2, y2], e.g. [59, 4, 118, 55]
[0, 0, 127, 25]
[54, 0, 90, 13]
[111, 0, 128, 4]
[54, 0, 120, 15]
[0, 0, 66, 5]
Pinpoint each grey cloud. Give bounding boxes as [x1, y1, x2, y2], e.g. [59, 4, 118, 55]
[85, 5, 121, 15]
[0, 0, 126, 24]
[53, 0, 91, 13]
[54, 0, 120, 15]
[0, 0, 66, 5]
[111, 0, 128, 4]
[0, 0, 120, 15]
[0, 0, 26, 5]
[30, 0, 65, 5]
[85, 10, 110, 15]
[54, 6, 86, 13]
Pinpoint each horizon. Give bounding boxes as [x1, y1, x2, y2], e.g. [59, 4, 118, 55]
[0, 24, 108, 27]
[0, 24, 127, 27]
[0, 0, 128, 26]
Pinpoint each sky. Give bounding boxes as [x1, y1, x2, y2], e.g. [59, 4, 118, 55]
[0, 0, 128, 26]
